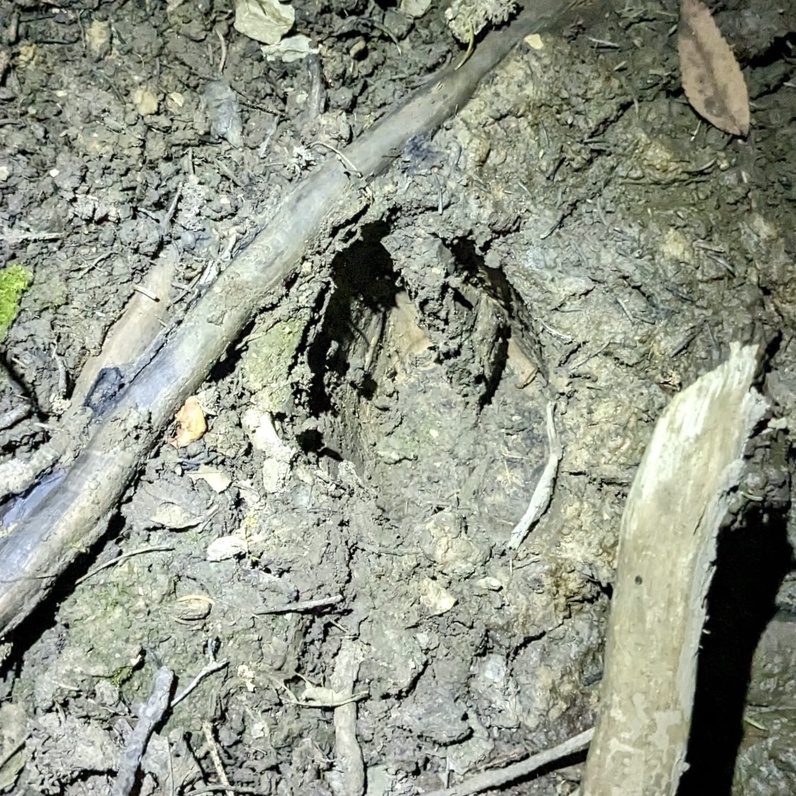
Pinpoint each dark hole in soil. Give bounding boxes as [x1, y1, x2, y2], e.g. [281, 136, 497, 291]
[301, 220, 397, 453]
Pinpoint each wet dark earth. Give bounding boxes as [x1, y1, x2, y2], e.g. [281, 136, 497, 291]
[1, 0, 796, 794]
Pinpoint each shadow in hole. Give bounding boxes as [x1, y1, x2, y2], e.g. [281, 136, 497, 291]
[304, 220, 397, 417]
[448, 237, 546, 405]
[678, 502, 792, 796]
[207, 315, 259, 384]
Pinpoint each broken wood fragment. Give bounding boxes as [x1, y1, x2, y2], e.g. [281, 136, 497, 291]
[582, 342, 767, 795]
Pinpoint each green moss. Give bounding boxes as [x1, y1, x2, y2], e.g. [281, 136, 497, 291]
[242, 312, 310, 413]
[0, 264, 32, 339]
[108, 665, 136, 688]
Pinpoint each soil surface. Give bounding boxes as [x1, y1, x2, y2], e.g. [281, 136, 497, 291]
[1, 1, 795, 795]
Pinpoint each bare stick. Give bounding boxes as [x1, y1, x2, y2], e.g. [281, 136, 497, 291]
[182, 786, 270, 796]
[111, 666, 175, 796]
[422, 727, 594, 796]
[508, 401, 562, 548]
[254, 593, 343, 614]
[0, 401, 31, 431]
[203, 721, 234, 796]
[330, 640, 367, 796]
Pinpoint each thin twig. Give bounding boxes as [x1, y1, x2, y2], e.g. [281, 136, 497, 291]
[172, 659, 228, 708]
[216, 27, 228, 74]
[111, 666, 175, 796]
[310, 140, 363, 178]
[254, 593, 343, 615]
[76, 546, 175, 585]
[454, 19, 475, 71]
[509, 401, 563, 548]
[182, 786, 271, 796]
[203, 721, 233, 796]
[422, 727, 594, 796]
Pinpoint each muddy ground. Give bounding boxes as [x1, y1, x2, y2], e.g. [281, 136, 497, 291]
[1, 0, 795, 794]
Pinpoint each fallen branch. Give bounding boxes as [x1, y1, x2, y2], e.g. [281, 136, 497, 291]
[0, 1, 596, 639]
[0, 250, 176, 498]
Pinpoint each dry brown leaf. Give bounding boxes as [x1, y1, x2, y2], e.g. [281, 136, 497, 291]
[678, 0, 749, 137]
[170, 396, 207, 447]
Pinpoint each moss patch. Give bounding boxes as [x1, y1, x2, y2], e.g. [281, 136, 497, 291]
[0, 265, 32, 340]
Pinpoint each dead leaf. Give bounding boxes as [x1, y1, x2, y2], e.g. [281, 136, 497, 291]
[207, 535, 248, 561]
[171, 396, 207, 447]
[233, 0, 294, 46]
[678, 0, 749, 137]
[187, 465, 232, 493]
